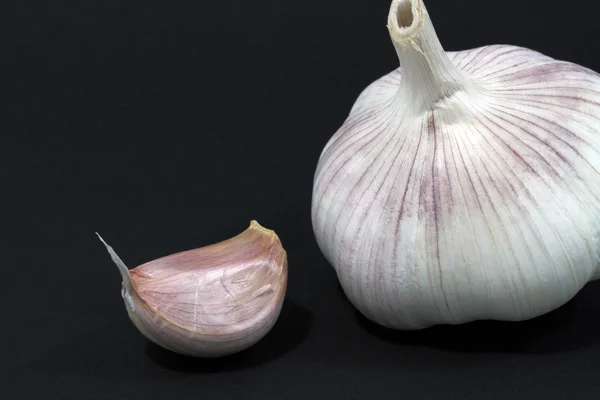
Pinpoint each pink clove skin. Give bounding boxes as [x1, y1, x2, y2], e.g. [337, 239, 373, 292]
[98, 220, 288, 358]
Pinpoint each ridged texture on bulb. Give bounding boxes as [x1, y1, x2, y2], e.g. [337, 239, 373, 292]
[312, 0, 600, 330]
[98, 221, 287, 357]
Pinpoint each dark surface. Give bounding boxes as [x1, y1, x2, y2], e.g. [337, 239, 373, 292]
[3, 0, 600, 399]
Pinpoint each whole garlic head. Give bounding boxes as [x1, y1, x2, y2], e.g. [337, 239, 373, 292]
[312, 0, 600, 330]
[98, 221, 287, 357]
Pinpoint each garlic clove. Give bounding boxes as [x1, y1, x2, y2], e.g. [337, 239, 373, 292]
[312, 0, 600, 330]
[97, 220, 287, 358]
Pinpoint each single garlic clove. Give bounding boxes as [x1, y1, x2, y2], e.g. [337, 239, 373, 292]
[97, 220, 287, 358]
[312, 0, 600, 330]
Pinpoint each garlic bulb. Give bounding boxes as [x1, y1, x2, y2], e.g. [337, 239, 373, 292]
[98, 221, 287, 357]
[312, 0, 600, 330]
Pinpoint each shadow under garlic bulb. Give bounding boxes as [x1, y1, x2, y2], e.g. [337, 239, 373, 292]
[311, 0, 600, 330]
[98, 221, 287, 357]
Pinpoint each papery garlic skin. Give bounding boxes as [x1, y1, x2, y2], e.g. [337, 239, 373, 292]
[98, 221, 287, 357]
[312, 0, 600, 330]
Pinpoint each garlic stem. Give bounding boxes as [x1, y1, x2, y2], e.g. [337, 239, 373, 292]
[387, 0, 472, 112]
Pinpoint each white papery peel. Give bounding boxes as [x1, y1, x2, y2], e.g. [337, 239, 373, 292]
[312, 0, 600, 329]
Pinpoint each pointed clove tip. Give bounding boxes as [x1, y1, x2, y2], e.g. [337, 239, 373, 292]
[95, 232, 112, 251]
[248, 220, 279, 239]
[94, 232, 132, 284]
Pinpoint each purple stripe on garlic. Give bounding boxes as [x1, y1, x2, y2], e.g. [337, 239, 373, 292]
[311, 0, 600, 330]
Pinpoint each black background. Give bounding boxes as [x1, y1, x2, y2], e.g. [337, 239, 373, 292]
[3, 0, 600, 399]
